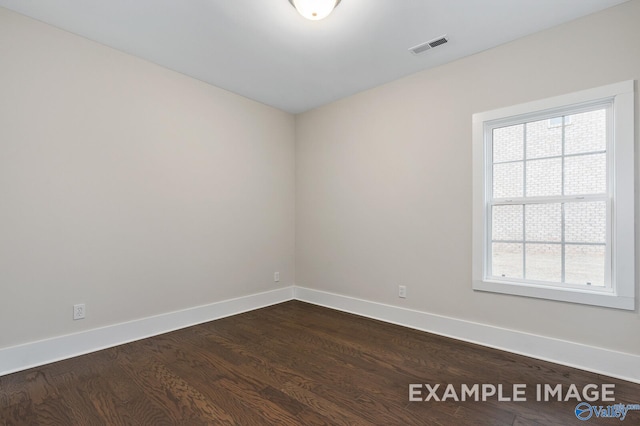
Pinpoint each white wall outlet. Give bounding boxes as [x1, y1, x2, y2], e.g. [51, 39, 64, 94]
[398, 285, 407, 298]
[73, 303, 86, 320]
[274, 271, 280, 282]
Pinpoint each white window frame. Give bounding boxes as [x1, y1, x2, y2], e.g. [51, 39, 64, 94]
[472, 81, 635, 310]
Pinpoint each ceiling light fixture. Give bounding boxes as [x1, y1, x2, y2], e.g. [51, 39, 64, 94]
[288, 0, 341, 21]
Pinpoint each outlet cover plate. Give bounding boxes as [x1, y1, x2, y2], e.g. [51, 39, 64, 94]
[73, 303, 86, 320]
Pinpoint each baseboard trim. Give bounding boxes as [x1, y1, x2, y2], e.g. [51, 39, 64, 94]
[3, 285, 638, 384]
[294, 286, 640, 384]
[0, 286, 294, 377]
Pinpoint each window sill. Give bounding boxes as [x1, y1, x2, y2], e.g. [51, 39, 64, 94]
[473, 279, 634, 310]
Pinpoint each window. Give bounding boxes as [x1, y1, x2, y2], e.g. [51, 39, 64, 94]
[472, 81, 635, 310]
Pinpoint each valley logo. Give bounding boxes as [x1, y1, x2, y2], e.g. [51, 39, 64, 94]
[574, 402, 640, 421]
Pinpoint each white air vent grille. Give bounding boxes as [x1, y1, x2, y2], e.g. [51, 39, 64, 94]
[409, 35, 448, 55]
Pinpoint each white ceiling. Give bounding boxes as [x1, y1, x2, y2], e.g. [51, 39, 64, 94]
[0, 0, 628, 113]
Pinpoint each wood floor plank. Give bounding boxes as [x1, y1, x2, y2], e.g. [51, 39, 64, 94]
[278, 381, 374, 425]
[1, 300, 639, 425]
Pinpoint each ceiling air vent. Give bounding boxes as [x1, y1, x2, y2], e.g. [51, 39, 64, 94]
[409, 35, 448, 55]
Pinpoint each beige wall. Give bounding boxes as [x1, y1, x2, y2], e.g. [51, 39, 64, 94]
[0, 8, 295, 349]
[296, 0, 640, 354]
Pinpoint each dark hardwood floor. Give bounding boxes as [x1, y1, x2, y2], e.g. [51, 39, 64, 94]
[1, 301, 639, 425]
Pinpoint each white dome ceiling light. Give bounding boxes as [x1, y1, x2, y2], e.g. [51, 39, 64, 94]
[289, 0, 342, 21]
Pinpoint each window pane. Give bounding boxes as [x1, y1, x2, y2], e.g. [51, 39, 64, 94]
[493, 162, 523, 198]
[526, 158, 562, 197]
[525, 244, 561, 282]
[492, 243, 523, 279]
[564, 153, 606, 195]
[493, 124, 523, 163]
[565, 244, 605, 286]
[565, 109, 607, 155]
[565, 202, 606, 244]
[525, 203, 561, 242]
[526, 119, 562, 159]
[492, 205, 523, 241]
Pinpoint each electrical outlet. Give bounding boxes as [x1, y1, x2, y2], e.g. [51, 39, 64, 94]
[274, 271, 280, 282]
[73, 303, 86, 320]
[398, 285, 407, 298]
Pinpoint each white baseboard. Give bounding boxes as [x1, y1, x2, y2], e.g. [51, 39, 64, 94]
[294, 286, 640, 384]
[0, 286, 294, 377]
[3, 285, 638, 385]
